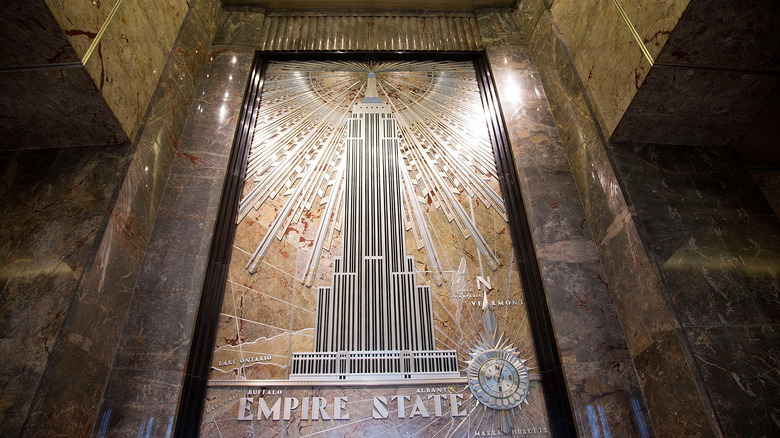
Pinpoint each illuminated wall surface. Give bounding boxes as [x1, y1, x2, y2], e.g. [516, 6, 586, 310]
[201, 60, 551, 436]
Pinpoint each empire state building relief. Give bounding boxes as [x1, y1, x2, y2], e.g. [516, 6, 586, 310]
[202, 60, 551, 437]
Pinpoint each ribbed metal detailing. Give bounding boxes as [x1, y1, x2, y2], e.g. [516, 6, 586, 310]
[289, 87, 459, 381]
[258, 15, 483, 51]
[315, 101, 435, 354]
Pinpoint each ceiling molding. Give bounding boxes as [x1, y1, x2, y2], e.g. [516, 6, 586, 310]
[223, 0, 517, 11]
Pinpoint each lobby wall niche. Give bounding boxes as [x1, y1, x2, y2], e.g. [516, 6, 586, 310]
[201, 59, 551, 436]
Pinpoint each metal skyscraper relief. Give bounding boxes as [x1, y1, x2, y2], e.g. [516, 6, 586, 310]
[202, 60, 551, 437]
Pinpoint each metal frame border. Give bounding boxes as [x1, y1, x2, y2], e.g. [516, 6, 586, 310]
[176, 51, 577, 437]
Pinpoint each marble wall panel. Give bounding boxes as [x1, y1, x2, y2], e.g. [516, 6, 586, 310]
[191, 0, 224, 43]
[594, 213, 676, 355]
[43, 0, 114, 63]
[141, 12, 211, 158]
[608, 143, 780, 435]
[537, 257, 630, 363]
[476, 9, 525, 46]
[549, 0, 649, 136]
[633, 330, 714, 437]
[615, 0, 689, 62]
[654, 0, 780, 72]
[484, 22, 649, 435]
[214, 8, 267, 47]
[685, 326, 780, 437]
[0, 1, 80, 67]
[485, 45, 567, 166]
[92, 46, 254, 437]
[526, 8, 721, 435]
[22, 143, 157, 436]
[611, 144, 780, 327]
[528, 9, 680, 352]
[0, 66, 127, 150]
[750, 169, 780, 220]
[82, 0, 189, 140]
[609, 1, 779, 149]
[611, 68, 780, 147]
[20, 6, 218, 436]
[526, 10, 603, 161]
[564, 360, 655, 437]
[514, 0, 548, 44]
[0, 144, 130, 437]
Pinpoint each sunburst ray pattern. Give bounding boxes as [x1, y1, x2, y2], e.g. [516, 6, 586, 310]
[239, 60, 506, 287]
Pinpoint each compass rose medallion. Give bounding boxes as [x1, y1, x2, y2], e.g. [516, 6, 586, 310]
[466, 290, 532, 433]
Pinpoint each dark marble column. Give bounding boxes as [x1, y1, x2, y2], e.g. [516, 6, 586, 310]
[0, 145, 130, 437]
[5, 2, 220, 437]
[610, 144, 780, 437]
[478, 8, 654, 437]
[519, 1, 777, 436]
[90, 43, 255, 437]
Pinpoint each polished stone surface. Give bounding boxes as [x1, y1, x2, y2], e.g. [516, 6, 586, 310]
[0, 66, 127, 150]
[611, 144, 780, 326]
[485, 21, 651, 436]
[0, 144, 130, 437]
[751, 170, 780, 217]
[83, 0, 189, 140]
[192, 0, 223, 43]
[611, 67, 780, 146]
[610, 143, 780, 436]
[615, 0, 689, 62]
[0, 2, 129, 159]
[15, 4, 219, 436]
[0, 1, 80, 67]
[686, 325, 780, 436]
[611, 0, 779, 149]
[633, 330, 713, 437]
[514, 0, 547, 44]
[214, 8, 266, 47]
[549, 0, 650, 135]
[564, 360, 654, 437]
[477, 9, 525, 46]
[93, 46, 254, 437]
[527, 8, 720, 436]
[654, 0, 780, 72]
[225, 0, 516, 8]
[3, 3, 772, 436]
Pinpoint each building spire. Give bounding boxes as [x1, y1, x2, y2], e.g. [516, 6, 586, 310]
[362, 72, 383, 103]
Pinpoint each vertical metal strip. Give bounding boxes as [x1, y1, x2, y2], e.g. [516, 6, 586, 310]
[612, 0, 655, 66]
[173, 53, 265, 437]
[81, 0, 124, 65]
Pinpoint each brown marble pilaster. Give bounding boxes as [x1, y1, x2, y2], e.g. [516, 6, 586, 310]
[526, 6, 719, 437]
[91, 45, 254, 437]
[15, 5, 217, 437]
[478, 8, 653, 436]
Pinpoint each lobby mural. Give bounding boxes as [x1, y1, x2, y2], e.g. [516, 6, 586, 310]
[201, 60, 551, 437]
